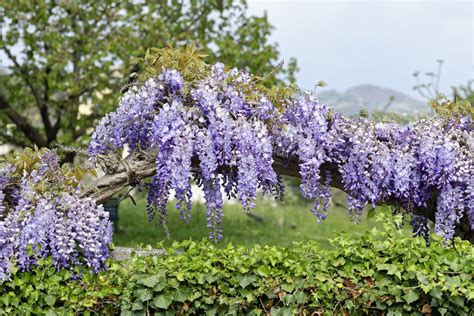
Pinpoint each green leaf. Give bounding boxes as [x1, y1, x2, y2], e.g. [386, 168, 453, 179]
[256, 265, 270, 277]
[176, 272, 185, 281]
[403, 290, 420, 304]
[131, 301, 144, 311]
[451, 296, 465, 307]
[270, 306, 294, 316]
[205, 273, 219, 284]
[281, 283, 295, 292]
[377, 263, 399, 275]
[172, 287, 191, 303]
[445, 276, 461, 287]
[282, 293, 294, 306]
[332, 257, 346, 266]
[315, 274, 326, 282]
[137, 289, 152, 302]
[44, 294, 56, 307]
[294, 291, 308, 304]
[416, 272, 429, 284]
[237, 275, 256, 289]
[152, 294, 173, 309]
[141, 275, 161, 288]
[168, 278, 180, 289]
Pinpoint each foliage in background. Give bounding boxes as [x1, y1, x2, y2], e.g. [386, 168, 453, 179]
[412, 59, 444, 100]
[452, 80, 474, 104]
[428, 95, 473, 119]
[413, 60, 473, 119]
[363, 110, 423, 125]
[0, 213, 472, 315]
[0, 1, 297, 160]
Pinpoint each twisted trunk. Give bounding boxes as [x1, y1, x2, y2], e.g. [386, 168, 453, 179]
[82, 152, 473, 243]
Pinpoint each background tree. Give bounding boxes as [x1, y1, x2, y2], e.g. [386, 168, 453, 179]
[0, 0, 297, 161]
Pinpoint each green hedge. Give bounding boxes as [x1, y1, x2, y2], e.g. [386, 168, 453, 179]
[1, 216, 473, 315]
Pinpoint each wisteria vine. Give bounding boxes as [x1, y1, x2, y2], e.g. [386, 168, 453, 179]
[0, 150, 112, 280]
[89, 63, 473, 242]
[1, 61, 471, 282]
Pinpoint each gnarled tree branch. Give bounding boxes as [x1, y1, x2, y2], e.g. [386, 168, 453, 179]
[82, 150, 474, 243]
[0, 93, 48, 147]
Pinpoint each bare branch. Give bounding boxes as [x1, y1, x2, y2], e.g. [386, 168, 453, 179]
[0, 131, 29, 148]
[0, 93, 48, 147]
[2, 45, 53, 142]
[81, 148, 473, 243]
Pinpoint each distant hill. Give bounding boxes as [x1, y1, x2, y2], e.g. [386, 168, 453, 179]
[318, 84, 431, 116]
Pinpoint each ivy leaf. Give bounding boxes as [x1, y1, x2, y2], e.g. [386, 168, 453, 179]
[281, 283, 295, 292]
[367, 208, 376, 219]
[167, 278, 180, 289]
[282, 294, 294, 306]
[416, 272, 429, 284]
[377, 263, 399, 275]
[332, 257, 346, 266]
[152, 294, 173, 309]
[131, 301, 144, 311]
[141, 272, 166, 289]
[237, 275, 256, 289]
[141, 275, 161, 288]
[137, 289, 152, 302]
[445, 276, 461, 287]
[44, 294, 56, 307]
[403, 290, 420, 304]
[270, 306, 294, 315]
[256, 265, 270, 277]
[205, 273, 219, 284]
[176, 272, 185, 281]
[294, 291, 308, 304]
[173, 287, 191, 303]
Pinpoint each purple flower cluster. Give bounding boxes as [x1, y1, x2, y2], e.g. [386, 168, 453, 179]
[91, 66, 280, 241]
[90, 65, 473, 242]
[89, 78, 164, 155]
[0, 151, 112, 280]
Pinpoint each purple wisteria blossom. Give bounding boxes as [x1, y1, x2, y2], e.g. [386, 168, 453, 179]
[89, 65, 473, 242]
[0, 151, 112, 280]
[90, 64, 282, 241]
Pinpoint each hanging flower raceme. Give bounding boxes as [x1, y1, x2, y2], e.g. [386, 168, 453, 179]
[90, 65, 282, 242]
[89, 63, 473, 242]
[0, 150, 112, 280]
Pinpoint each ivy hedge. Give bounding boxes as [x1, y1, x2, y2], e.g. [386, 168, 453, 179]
[0, 215, 472, 315]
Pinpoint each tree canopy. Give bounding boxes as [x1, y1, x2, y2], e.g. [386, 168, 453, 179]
[0, 1, 297, 160]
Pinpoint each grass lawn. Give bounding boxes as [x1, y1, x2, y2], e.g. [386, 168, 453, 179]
[112, 189, 386, 249]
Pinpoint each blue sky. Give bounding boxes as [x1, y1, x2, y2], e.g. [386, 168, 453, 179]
[247, 0, 473, 99]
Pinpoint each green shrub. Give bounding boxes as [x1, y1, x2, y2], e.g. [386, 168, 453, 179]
[1, 214, 472, 315]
